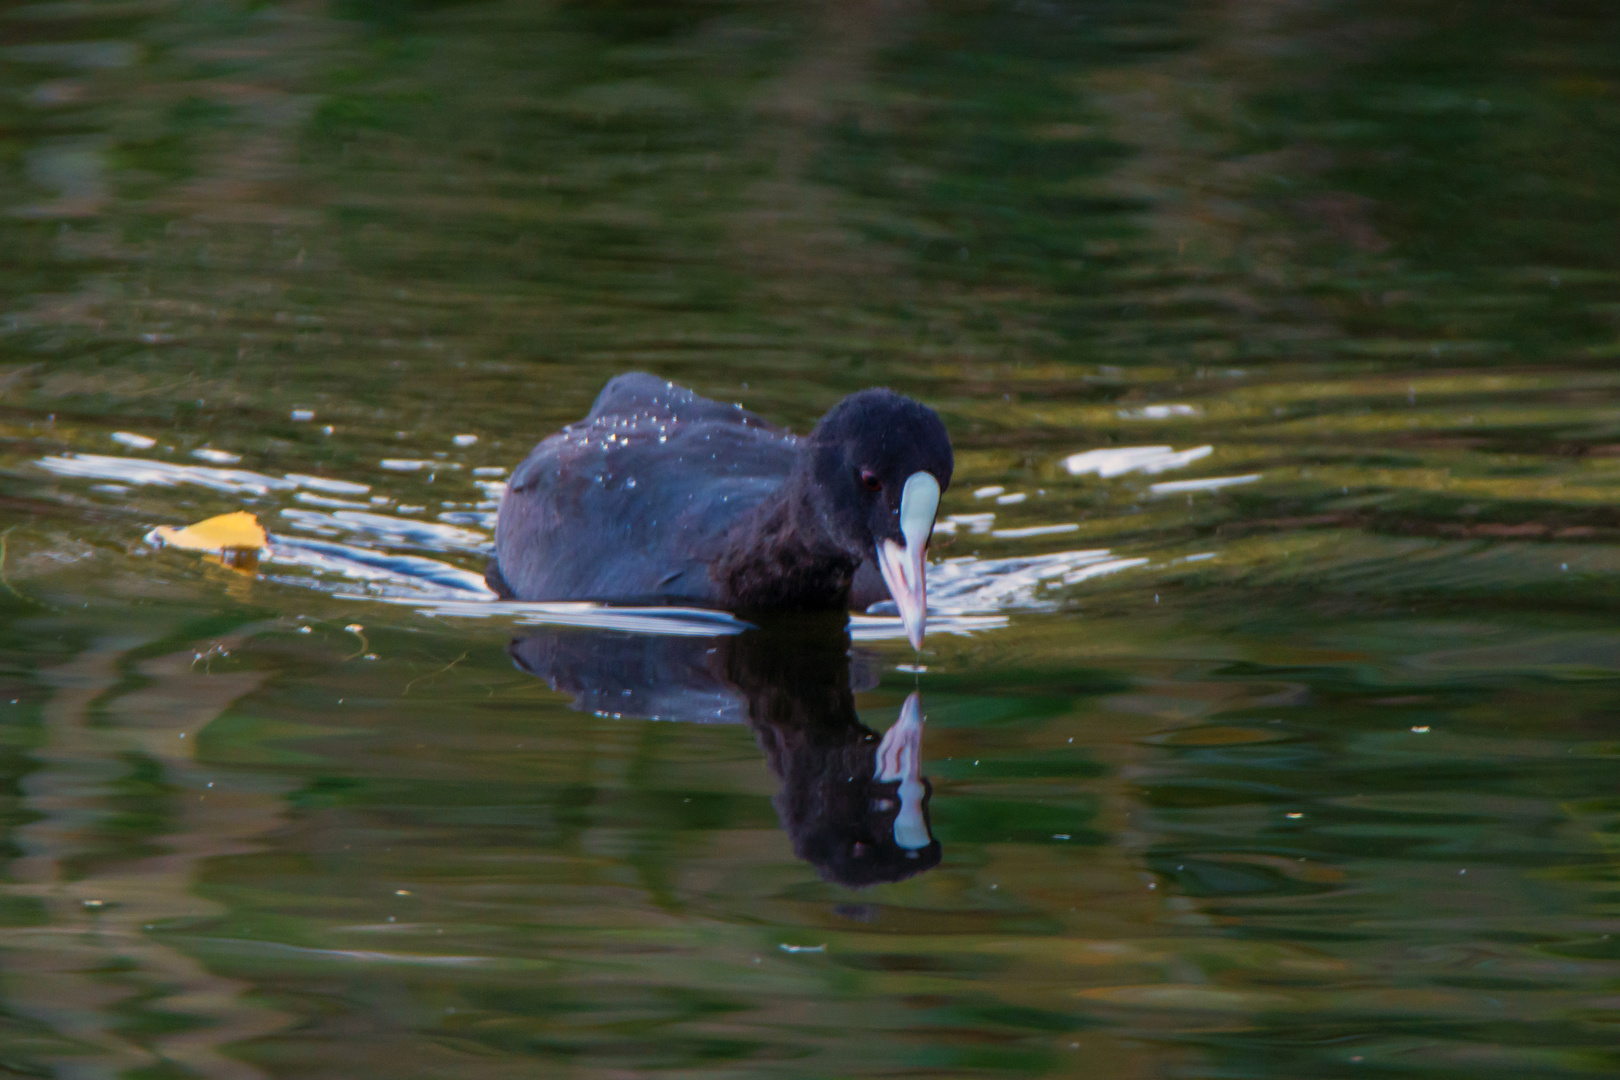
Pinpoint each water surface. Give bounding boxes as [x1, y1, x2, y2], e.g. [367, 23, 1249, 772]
[2, 1, 1619, 1077]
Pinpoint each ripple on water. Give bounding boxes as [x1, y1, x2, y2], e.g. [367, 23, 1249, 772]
[36, 453, 300, 494]
[277, 508, 489, 553]
[38, 452, 1158, 637]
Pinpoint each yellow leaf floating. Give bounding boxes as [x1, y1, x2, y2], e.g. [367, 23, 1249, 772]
[152, 510, 267, 551]
[151, 511, 268, 572]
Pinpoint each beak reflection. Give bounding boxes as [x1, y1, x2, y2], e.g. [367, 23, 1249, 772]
[507, 617, 941, 887]
[875, 691, 929, 850]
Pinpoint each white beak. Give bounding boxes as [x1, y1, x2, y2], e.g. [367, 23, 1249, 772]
[876, 471, 939, 650]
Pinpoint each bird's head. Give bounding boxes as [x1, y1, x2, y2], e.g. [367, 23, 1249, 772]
[807, 388, 952, 648]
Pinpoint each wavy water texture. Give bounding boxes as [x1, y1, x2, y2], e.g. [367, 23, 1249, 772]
[4, 0, 1620, 1075]
[38, 451, 1155, 636]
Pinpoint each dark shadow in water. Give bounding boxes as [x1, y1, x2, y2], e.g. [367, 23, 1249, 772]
[509, 614, 941, 887]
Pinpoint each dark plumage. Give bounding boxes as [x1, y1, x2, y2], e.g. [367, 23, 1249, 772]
[489, 373, 952, 636]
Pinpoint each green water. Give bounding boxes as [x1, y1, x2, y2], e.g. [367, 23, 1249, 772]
[2, 0, 1619, 1076]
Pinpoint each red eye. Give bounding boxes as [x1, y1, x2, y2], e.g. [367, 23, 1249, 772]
[860, 470, 882, 492]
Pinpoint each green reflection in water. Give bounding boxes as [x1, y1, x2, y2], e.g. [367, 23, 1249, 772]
[1, 0, 1619, 1077]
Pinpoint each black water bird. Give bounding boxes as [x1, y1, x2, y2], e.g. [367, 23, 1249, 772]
[487, 373, 953, 648]
[509, 617, 941, 887]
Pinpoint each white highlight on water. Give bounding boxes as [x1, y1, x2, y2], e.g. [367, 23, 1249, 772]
[1117, 403, 1201, 420]
[1064, 444, 1212, 478]
[286, 473, 371, 495]
[991, 523, 1080, 539]
[191, 448, 241, 464]
[38, 453, 298, 494]
[1149, 473, 1261, 495]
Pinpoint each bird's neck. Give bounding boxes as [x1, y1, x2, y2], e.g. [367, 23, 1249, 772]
[712, 470, 858, 611]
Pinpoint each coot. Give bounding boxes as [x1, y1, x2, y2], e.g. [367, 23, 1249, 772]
[488, 373, 953, 647]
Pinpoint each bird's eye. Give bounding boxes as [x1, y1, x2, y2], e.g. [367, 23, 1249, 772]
[860, 470, 882, 493]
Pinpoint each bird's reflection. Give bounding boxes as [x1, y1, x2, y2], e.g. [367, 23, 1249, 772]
[509, 614, 941, 886]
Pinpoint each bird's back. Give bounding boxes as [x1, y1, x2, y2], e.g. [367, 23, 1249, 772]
[491, 374, 800, 602]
